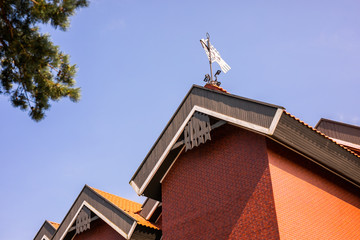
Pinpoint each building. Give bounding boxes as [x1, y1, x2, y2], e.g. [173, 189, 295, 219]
[316, 118, 360, 155]
[34, 185, 161, 240]
[35, 84, 360, 239]
[34, 221, 59, 240]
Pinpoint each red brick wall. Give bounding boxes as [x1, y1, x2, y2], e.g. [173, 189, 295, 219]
[162, 125, 280, 240]
[267, 140, 360, 239]
[73, 218, 125, 240]
[156, 215, 162, 229]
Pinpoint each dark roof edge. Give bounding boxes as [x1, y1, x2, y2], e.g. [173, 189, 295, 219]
[51, 184, 139, 240]
[50, 184, 88, 240]
[89, 187, 161, 233]
[129, 85, 196, 183]
[288, 114, 360, 159]
[141, 197, 149, 208]
[274, 112, 360, 188]
[315, 118, 360, 130]
[33, 221, 46, 240]
[88, 186, 137, 222]
[33, 220, 53, 240]
[140, 198, 160, 220]
[45, 220, 57, 231]
[130, 84, 284, 183]
[193, 84, 285, 109]
[129, 83, 360, 200]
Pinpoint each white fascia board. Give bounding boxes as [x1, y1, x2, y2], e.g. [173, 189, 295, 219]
[128, 221, 137, 240]
[269, 109, 284, 135]
[41, 235, 50, 240]
[130, 181, 140, 195]
[330, 137, 360, 151]
[133, 105, 283, 196]
[59, 201, 134, 240]
[133, 106, 197, 196]
[159, 145, 185, 184]
[145, 201, 160, 220]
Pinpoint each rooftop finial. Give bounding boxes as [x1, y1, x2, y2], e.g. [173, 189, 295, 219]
[200, 33, 231, 87]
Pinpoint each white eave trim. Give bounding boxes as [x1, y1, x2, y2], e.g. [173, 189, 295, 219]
[330, 137, 360, 151]
[59, 201, 135, 240]
[130, 181, 140, 195]
[131, 105, 283, 196]
[269, 108, 283, 135]
[128, 221, 138, 239]
[145, 201, 160, 220]
[160, 145, 185, 184]
[41, 235, 50, 240]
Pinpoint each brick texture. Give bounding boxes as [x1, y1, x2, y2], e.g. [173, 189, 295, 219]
[162, 125, 280, 240]
[156, 215, 162, 229]
[73, 218, 125, 240]
[267, 140, 360, 240]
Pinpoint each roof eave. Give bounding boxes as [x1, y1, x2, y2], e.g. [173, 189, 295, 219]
[33, 220, 57, 240]
[130, 85, 284, 199]
[129, 86, 360, 201]
[51, 185, 138, 240]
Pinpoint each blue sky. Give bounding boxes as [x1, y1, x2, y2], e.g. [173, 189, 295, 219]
[1, 0, 360, 239]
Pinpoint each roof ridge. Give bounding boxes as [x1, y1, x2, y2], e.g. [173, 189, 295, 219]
[48, 220, 59, 224]
[46, 220, 60, 229]
[284, 111, 360, 159]
[317, 117, 360, 130]
[89, 186, 160, 230]
[90, 186, 141, 208]
[204, 83, 229, 93]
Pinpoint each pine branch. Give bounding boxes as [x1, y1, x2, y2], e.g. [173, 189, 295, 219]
[0, 0, 14, 38]
[0, 0, 89, 120]
[0, 38, 8, 49]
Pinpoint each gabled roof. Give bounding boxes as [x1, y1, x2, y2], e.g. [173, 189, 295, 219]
[48, 221, 60, 230]
[50, 185, 160, 240]
[130, 85, 360, 201]
[139, 198, 161, 222]
[287, 113, 360, 158]
[34, 220, 58, 240]
[316, 118, 360, 152]
[91, 187, 159, 230]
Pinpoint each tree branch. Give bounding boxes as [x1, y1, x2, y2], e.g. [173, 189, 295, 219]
[0, 0, 14, 38]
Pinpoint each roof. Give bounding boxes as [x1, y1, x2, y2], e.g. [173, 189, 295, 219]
[130, 84, 284, 200]
[49, 185, 161, 240]
[316, 118, 360, 147]
[129, 85, 360, 201]
[91, 187, 159, 230]
[48, 221, 60, 230]
[33, 220, 58, 240]
[204, 83, 228, 93]
[288, 114, 359, 158]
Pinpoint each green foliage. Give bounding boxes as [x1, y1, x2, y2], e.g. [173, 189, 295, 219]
[0, 0, 88, 121]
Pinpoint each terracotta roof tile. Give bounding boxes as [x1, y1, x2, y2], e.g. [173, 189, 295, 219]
[48, 221, 60, 229]
[91, 187, 159, 230]
[284, 111, 360, 159]
[204, 83, 229, 93]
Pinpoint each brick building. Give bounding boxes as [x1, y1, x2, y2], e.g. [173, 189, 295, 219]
[35, 84, 360, 239]
[34, 185, 161, 240]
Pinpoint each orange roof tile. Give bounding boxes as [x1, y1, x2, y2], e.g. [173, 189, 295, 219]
[91, 187, 159, 230]
[48, 221, 60, 229]
[204, 83, 229, 93]
[284, 111, 360, 159]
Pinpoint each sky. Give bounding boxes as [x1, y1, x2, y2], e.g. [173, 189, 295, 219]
[1, 0, 360, 239]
